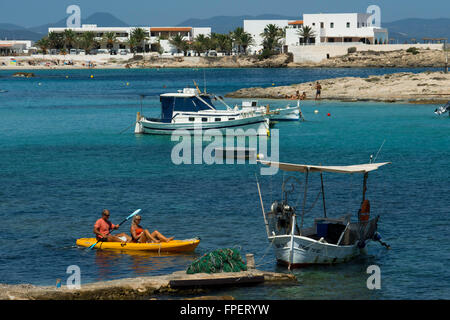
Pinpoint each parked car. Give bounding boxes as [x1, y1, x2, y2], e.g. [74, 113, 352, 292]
[207, 50, 217, 56]
[69, 49, 77, 55]
[110, 49, 118, 55]
[97, 49, 109, 54]
[119, 49, 128, 55]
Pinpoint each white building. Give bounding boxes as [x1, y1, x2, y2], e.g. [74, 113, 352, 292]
[49, 24, 151, 51]
[48, 24, 211, 54]
[149, 27, 211, 54]
[302, 13, 388, 45]
[244, 20, 290, 54]
[0, 40, 34, 55]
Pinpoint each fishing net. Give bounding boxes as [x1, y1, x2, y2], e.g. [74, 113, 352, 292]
[186, 248, 248, 274]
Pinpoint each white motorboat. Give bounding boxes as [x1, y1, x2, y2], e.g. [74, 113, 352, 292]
[134, 88, 270, 136]
[256, 160, 391, 269]
[239, 100, 302, 121]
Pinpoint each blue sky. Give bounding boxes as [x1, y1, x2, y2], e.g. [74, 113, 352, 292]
[1, 0, 449, 27]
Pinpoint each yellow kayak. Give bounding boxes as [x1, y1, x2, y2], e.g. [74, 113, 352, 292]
[76, 238, 200, 253]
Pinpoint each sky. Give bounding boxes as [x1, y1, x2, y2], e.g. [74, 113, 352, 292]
[1, 0, 449, 28]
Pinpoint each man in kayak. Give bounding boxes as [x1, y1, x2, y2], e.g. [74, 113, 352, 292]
[93, 209, 132, 242]
[130, 215, 174, 243]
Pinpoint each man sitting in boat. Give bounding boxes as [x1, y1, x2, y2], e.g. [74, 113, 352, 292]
[130, 215, 174, 243]
[93, 209, 132, 242]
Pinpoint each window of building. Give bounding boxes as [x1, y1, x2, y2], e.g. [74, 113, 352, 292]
[362, 22, 365, 27]
[312, 23, 316, 26]
[346, 22, 350, 28]
[320, 22, 324, 28]
[330, 22, 334, 28]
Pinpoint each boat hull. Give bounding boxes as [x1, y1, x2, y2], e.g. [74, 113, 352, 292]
[76, 238, 200, 253]
[136, 117, 269, 135]
[268, 107, 300, 121]
[270, 235, 364, 267]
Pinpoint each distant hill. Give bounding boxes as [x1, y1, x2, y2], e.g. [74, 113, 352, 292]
[28, 12, 130, 35]
[177, 14, 300, 34]
[383, 18, 450, 43]
[1, 13, 448, 43]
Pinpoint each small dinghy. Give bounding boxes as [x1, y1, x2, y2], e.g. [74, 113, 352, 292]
[76, 238, 200, 253]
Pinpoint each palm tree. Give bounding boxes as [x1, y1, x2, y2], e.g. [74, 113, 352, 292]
[48, 31, 65, 50]
[78, 31, 97, 54]
[260, 24, 285, 53]
[102, 31, 117, 54]
[297, 25, 316, 45]
[169, 34, 187, 55]
[130, 28, 149, 54]
[211, 33, 232, 54]
[194, 34, 210, 55]
[231, 27, 245, 54]
[239, 33, 254, 55]
[63, 29, 77, 50]
[35, 37, 50, 54]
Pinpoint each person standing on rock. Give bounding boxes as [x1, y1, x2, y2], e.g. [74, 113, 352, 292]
[315, 82, 322, 100]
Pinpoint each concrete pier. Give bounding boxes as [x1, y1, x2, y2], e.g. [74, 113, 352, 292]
[0, 269, 296, 300]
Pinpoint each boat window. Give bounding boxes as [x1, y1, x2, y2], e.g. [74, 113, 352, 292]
[202, 118, 208, 122]
[215, 118, 221, 121]
[189, 117, 195, 121]
[229, 118, 235, 120]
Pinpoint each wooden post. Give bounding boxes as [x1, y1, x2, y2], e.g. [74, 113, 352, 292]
[246, 254, 255, 269]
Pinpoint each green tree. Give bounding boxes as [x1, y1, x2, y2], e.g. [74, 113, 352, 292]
[102, 31, 117, 54]
[169, 34, 188, 55]
[63, 29, 77, 50]
[239, 32, 255, 55]
[35, 37, 50, 54]
[78, 31, 98, 54]
[297, 25, 316, 44]
[260, 24, 285, 52]
[48, 31, 65, 50]
[130, 27, 149, 54]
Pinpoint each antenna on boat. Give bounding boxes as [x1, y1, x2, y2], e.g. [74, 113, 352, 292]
[373, 139, 386, 163]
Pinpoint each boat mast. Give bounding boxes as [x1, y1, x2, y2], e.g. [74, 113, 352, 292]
[255, 174, 270, 237]
[320, 171, 327, 218]
[300, 168, 309, 232]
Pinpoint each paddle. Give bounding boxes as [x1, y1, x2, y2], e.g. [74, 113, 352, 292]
[88, 208, 142, 250]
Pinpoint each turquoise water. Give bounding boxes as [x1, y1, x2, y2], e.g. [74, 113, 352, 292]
[0, 68, 449, 299]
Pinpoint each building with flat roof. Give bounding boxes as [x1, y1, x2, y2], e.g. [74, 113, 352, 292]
[48, 24, 150, 52]
[0, 40, 34, 55]
[149, 26, 211, 53]
[303, 13, 388, 44]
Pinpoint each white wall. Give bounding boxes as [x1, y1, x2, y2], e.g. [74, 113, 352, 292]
[192, 27, 211, 39]
[289, 43, 444, 63]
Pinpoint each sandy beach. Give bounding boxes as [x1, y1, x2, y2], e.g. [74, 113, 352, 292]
[225, 71, 450, 104]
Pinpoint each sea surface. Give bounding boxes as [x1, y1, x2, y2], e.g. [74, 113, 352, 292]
[0, 67, 448, 299]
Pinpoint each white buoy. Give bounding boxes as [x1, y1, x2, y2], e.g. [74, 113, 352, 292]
[314, 110, 319, 114]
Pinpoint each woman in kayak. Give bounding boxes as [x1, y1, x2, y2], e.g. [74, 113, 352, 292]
[130, 215, 174, 243]
[93, 209, 132, 242]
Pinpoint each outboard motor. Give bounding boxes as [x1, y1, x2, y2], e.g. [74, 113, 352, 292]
[270, 200, 295, 235]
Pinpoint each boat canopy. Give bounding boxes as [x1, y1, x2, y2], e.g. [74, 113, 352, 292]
[258, 160, 390, 174]
[159, 94, 216, 122]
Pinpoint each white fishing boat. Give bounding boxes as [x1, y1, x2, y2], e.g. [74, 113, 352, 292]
[134, 88, 270, 136]
[239, 100, 302, 121]
[255, 159, 391, 269]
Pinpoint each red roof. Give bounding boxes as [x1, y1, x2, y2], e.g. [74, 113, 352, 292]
[150, 27, 192, 32]
[288, 20, 304, 25]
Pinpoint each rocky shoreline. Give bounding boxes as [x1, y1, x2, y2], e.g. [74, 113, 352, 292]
[225, 71, 450, 104]
[1, 48, 447, 69]
[0, 269, 296, 300]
